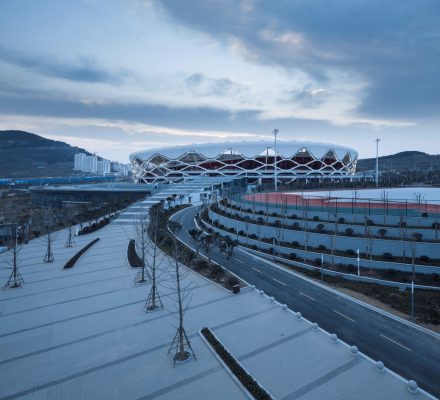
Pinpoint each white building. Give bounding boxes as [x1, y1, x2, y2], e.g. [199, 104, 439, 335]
[97, 159, 111, 175]
[74, 153, 87, 171]
[84, 155, 98, 173]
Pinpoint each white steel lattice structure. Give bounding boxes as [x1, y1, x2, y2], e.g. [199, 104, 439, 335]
[129, 141, 358, 184]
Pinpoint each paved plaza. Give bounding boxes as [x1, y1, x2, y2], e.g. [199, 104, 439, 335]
[0, 219, 435, 399]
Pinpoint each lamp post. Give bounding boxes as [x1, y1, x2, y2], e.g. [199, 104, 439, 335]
[375, 138, 380, 188]
[321, 253, 324, 281]
[356, 249, 360, 276]
[273, 129, 279, 191]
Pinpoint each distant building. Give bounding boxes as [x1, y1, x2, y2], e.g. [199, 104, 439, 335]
[84, 155, 98, 173]
[111, 162, 130, 176]
[97, 159, 111, 175]
[74, 153, 87, 171]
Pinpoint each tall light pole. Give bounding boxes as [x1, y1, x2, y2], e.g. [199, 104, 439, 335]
[375, 138, 380, 188]
[356, 249, 360, 276]
[273, 129, 279, 191]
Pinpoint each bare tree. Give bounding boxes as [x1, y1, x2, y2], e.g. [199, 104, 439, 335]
[365, 226, 374, 261]
[409, 232, 420, 321]
[144, 203, 165, 312]
[399, 216, 408, 262]
[167, 221, 196, 365]
[200, 233, 217, 268]
[302, 199, 310, 261]
[352, 189, 360, 223]
[381, 190, 389, 225]
[3, 224, 24, 289]
[63, 207, 77, 248]
[40, 208, 58, 263]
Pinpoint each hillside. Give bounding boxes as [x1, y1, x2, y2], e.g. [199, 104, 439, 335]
[357, 151, 440, 172]
[0, 130, 93, 178]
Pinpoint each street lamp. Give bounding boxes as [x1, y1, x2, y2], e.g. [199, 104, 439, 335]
[273, 129, 279, 191]
[356, 249, 360, 276]
[321, 253, 324, 281]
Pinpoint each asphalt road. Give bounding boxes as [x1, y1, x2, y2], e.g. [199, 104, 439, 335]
[171, 206, 440, 398]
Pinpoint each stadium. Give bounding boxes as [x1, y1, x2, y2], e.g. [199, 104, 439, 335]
[130, 141, 358, 184]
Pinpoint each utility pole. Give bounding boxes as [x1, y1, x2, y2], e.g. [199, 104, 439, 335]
[273, 129, 279, 191]
[375, 138, 380, 188]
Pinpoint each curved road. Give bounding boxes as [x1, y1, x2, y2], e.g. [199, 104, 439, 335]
[172, 206, 440, 398]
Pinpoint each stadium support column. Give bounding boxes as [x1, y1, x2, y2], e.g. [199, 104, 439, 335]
[375, 138, 380, 187]
[274, 129, 279, 191]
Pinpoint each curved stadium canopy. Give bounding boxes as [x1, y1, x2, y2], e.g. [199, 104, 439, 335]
[130, 141, 358, 184]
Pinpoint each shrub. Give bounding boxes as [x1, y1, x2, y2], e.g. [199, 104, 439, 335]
[188, 228, 198, 237]
[412, 232, 423, 242]
[238, 230, 244, 236]
[313, 216, 320, 221]
[316, 223, 325, 233]
[422, 212, 428, 218]
[225, 275, 239, 289]
[378, 228, 387, 238]
[345, 228, 354, 236]
[289, 253, 297, 260]
[291, 214, 298, 219]
[271, 212, 278, 217]
[420, 255, 430, 263]
[366, 219, 375, 226]
[274, 220, 282, 227]
[432, 222, 440, 230]
[292, 222, 300, 230]
[317, 244, 327, 251]
[258, 210, 264, 215]
[315, 258, 322, 266]
[80, 226, 91, 235]
[338, 217, 346, 224]
[346, 249, 356, 256]
[383, 252, 394, 260]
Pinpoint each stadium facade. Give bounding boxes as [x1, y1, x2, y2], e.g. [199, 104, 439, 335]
[129, 141, 358, 184]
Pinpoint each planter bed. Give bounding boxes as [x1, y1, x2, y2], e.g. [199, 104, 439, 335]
[201, 327, 273, 400]
[127, 239, 143, 268]
[78, 218, 110, 235]
[63, 238, 100, 269]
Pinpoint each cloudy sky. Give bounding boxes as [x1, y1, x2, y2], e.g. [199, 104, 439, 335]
[1, 0, 439, 162]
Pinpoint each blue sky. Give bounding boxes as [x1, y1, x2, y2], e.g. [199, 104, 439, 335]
[0, 0, 439, 162]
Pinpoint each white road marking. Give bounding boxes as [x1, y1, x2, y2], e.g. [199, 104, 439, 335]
[272, 278, 287, 286]
[299, 291, 317, 302]
[251, 267, 263, 274]
[332, 309, 356, 323]
[380, 334, 412, 351]
[234, 258, 244, 264]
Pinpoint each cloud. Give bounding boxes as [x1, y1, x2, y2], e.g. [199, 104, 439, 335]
[284, 87, 329, 108]
[184, 73, 249, 96]
[155, 0, 440, 119]
[0, 47, 129, 84]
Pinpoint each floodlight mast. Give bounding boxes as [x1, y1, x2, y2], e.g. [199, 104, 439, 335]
[274, 129, 279, 191]
[375, 138, 380, 188]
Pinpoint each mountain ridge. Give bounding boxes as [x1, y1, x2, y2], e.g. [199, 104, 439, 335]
[0, 130, 93, 178]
